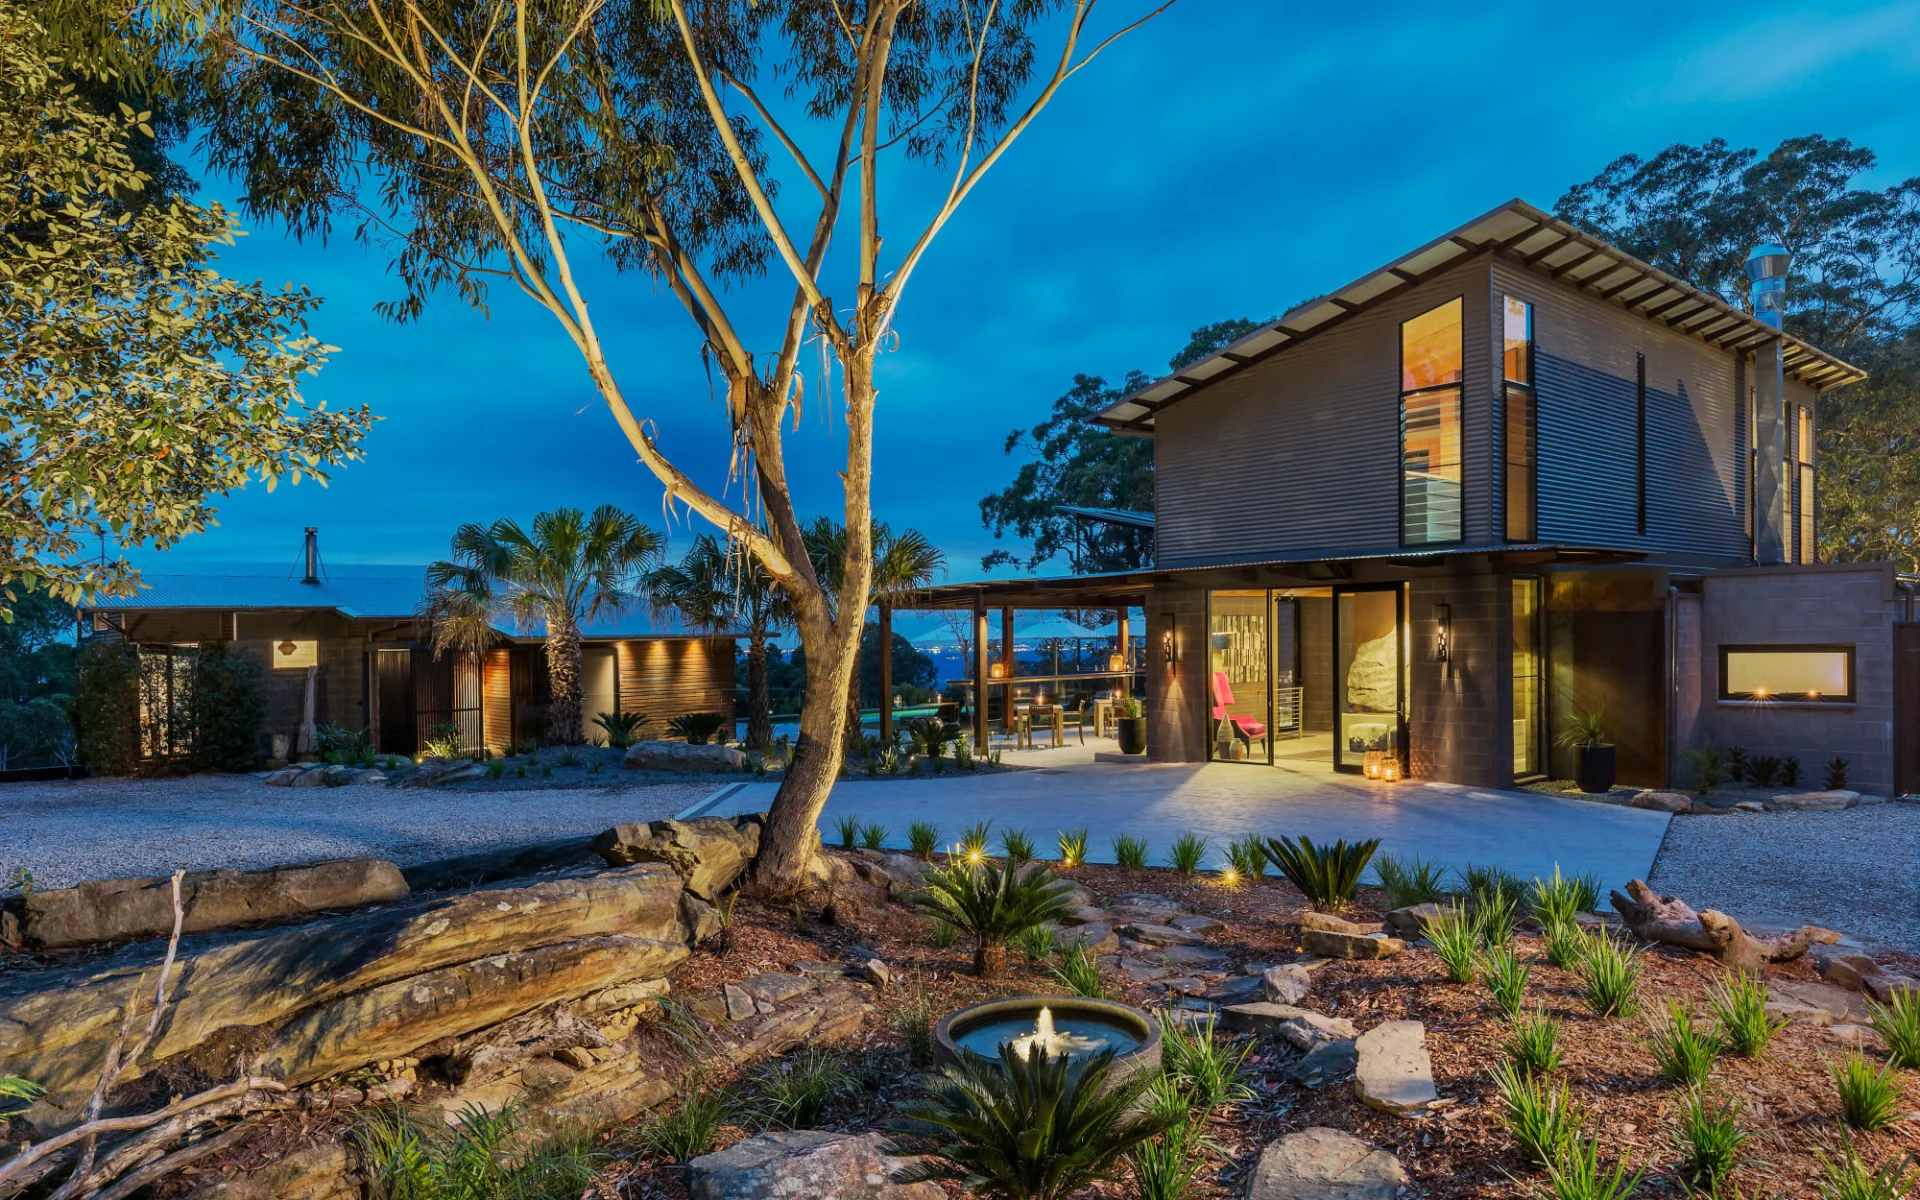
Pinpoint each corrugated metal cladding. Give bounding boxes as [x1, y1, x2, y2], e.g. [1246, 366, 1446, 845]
[1154, 258, 1493, 567]
[1494, 258, 1750, 565]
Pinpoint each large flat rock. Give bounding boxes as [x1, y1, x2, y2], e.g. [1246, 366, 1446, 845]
[1354, 1020, 1438, 1116]
[1220, 1003, 1357, 1049]
[689, 1130, 940, 1200]
[594, 816, 762, 900]
[1248, 1127, 1407, 1199]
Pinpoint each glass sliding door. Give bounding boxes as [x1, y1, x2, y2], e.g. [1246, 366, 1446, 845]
[1512, 578, 1543, 779]
[1207, 590, 1270, 763]
[1333, 587, 1404, 772]
[1272, 595, 1301, 737]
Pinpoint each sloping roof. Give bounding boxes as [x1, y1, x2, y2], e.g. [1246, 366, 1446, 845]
[84, 570, 736, 638]
[1054, 505, 1155, 530]
[1097, 197, 1869, 433]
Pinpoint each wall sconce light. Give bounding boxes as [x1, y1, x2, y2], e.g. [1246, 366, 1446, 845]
[1160, 626, 1175, 666]
[1434, 603, 1451, 663]
[277, 639, 298, 657]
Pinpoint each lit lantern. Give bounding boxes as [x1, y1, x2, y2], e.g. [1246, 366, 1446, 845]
[1108, 651, 1127, 672]
[1363, 750, 1385, 780]
[989, 662, 1005, 680]
[1382, 758, 1402, 783]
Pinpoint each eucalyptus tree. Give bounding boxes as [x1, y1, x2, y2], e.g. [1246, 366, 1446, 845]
[195, 0, 1172, 890]
[421, 506, 663, 745]
[649, 533, 791, 750]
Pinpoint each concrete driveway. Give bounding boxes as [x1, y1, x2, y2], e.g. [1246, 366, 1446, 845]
[683, 759, 1672, 897]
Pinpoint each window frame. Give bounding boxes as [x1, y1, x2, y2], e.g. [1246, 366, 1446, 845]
[1501, 295, 1536, 543]
[1635, 352, 1648, 536]
[1398, 295, 1467, 549]
[1717, 643, 1855, 704]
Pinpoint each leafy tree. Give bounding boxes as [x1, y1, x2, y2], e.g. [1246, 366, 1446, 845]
[979, 317, 1263, 573]
[1819, 326, 1920, 570]
[650, 533, 791, 750]
[0, 1, 371, 620]
[72, 639, 139, 774]
[188, 644, 267, 770]
[194, 0, 1173, 893]
[422, 507, 664, 745]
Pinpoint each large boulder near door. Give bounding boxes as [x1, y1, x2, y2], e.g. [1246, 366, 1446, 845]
[622, 740, 748, 773]
[593, 816, 763, 900]
[22, 859, 410, 949]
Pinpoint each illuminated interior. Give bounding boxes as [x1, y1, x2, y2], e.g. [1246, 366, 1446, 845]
[1401, 298, 1463, 545]
[1721, 646, 1851, 701]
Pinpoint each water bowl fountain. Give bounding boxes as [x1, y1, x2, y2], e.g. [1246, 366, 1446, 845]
[934, 995, 1162, 1088]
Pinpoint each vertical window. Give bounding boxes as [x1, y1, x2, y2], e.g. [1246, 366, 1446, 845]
[1635, 353, 1648, 535]
[1511, 577, 1542, 779]
[1401, 298, 1463, 546]
[1502, 296, 1536, 542]
[1797, 405, 1816, 563]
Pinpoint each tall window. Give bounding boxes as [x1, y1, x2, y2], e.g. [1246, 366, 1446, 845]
[1796, 405, 1815, 563]
[1502, 296, 1535, 541]
[1511, 577, 1542, 778]
[1401, 298, 1463, 545]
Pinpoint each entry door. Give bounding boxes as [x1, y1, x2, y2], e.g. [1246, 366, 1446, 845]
[1271, 596, 1301, 735]
[375, 649, 414, 754]
[1898, 624, 1920, 797]
[1332, 586, 1405, 772]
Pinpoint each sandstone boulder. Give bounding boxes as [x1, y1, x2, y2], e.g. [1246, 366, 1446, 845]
[1301, 929, 1404, 960]
[22, 859, 410, 950]
[1631, 790, 1693, 813]
[181, 1141, 359, 1200]
[1354, 1020, 1438, 1116]
[1300, 911, 1381, 936]
[1056, 922, 1119, 956]
[396, 759, 487, 787]
[1122, 923, 1204, 947]
[594, 816, 762, 900]
[1220, 1003, 1356, 1049]
[1383, 904, 1442, 941]
[1864, 973, 1919, 1004]
[623, 740, 749, 773]
[688, 1130, 941, 1200]
[1262, 964, 1313, 1005]
[1816, 949, 1882, 992]
[1247, 1128, 1407, 1200]
[1767, 790, 1859, 812]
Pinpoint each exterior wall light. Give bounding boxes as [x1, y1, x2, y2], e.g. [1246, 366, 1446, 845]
[1434, 603, 1452, 663]
[1160, 625, 1175, 666]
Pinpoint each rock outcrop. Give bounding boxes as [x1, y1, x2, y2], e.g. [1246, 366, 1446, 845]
[593, 816, 762, 900]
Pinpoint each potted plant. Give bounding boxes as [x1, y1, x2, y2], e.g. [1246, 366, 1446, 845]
[1558, 712, 1614, 793]
[1114, 696, 1147, 755]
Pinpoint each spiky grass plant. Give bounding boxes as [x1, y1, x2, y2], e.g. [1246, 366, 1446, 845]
[1000, 828, 1037, 864]
[356, 1101, 600, 1200]
[1373, 853, 1448, 908]
[888, 1045, 1174, 1200]
[1422, 902, 1481, 984]
[1541, 1135, 1645, 1200]
[1544, 920, 1591, 971]
[1529, 865, 1592, 928]
[1644, 999, 1723, 1087]
[1156, 1011, 1254, 1115]
[1057, 828, 1090, 869]
[1050, 942, 1106, 998]
[909, 820, 941, 859]
[1112, 833, 1150, 871]
[744, 1047, 852, 1130]
[1576, 931, 1644, 1019]
[895, 978, 936, 1069]
[1833, 1051, 1903, 1131]
[1868, 986, 1920, 1070]
[861, 823, 890, 851]
[1492, 1062, 1583, 1168]
[928, 917, 960, 949]
[1017, 922, 1056, 963]
[1817, 1142, 1920, 1200]
[1504, 1006, 1563, 1076]
[1262, 834, 1381, 911]
[1670, 1088, 1747, 1193]
[958, 820, 996, 863]
[1462, 862, 1526, 910]
[1225, 833, 1267, 881]
[1471, 885, 1519, 950]
[911, 857, 1075, 977]
[636, 1075, 731, 1162]
[1480, 944, 1533, 1022]
[1167, 831, 1208, 877]
[1706, 972, 1788, 1059]
[833, 813, 862, 849]
[1127, 1118, 1206, 1200]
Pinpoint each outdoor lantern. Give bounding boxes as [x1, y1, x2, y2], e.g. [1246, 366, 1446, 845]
[1160, 625, 1175, 666]
[1434, 603, 1452, 663]
[277, 639, 298, 657]
[1382, 758, 1402, 783]
[989, 662, 1004, 680]
[1362, 750, 1384, 780]
[1108, 651, 1126, 672]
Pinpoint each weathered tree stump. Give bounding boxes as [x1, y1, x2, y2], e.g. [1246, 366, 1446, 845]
[1609, 879, 1838, 971]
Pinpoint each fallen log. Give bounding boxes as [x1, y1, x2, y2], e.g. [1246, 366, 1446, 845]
[1610, 879, 1839, 971]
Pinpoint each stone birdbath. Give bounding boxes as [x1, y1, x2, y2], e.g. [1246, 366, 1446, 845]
[934, 995, 1162, 1089]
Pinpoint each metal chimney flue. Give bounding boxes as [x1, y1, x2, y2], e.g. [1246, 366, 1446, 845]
[1745, 244, 1790, 565]
[303, 527, 320, 585]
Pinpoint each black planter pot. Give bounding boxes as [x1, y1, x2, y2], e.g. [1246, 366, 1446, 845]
[1575, 744, 1617, 793]
[1115, 717, 1148, 755]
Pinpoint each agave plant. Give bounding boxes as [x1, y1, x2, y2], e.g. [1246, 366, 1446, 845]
[1262, 835, 1381, 911]
[887, 1045, 1173, 1200]
[910, 857, 1075, 977]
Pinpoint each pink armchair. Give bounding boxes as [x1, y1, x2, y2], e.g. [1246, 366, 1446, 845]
[1211, 671, 1267, 753]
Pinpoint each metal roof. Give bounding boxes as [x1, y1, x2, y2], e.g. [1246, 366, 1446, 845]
[1097, 197, 1869, 433]
[1054, 505, 1156, 530]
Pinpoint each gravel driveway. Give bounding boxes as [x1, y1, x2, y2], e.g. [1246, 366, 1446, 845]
[0, 774, 717, 890]
[1647, 803, 1920, 956]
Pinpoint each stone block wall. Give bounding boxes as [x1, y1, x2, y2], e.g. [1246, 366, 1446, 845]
[1407, 572, 1511, 788]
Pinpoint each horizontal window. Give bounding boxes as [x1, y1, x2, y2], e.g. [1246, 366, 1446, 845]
[1718, 644, 1853, 703]
[272, 639, 318, 669]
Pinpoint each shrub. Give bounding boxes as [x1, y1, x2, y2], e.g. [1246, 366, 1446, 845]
[1157, 1011, 1253, 1115]
[1480, 944, 1532, 1022]
[355, 1101, 599, 1200]
[636, 1075, 730, 1161]
[591, 708, 645, 748]
[1670, 1088, 1746, 1192]
[423, 721, 470, 760]
[896, 979, 936, 1069]
[1544, 920, 1591, 971]
[485, 758, 505, 779]
[1817, 1142, 1920, 1200]
[1643, 999, 1722, 1087]
[1112, 833, 1150, 870]
[1166, 831, 1207, 877]
[958, 819, 995, 862]
[1422, 903, 1480, 984]
[1001, 828, 1037, 863]
[1462, 863, 1526, 913]
[1263, 835, 1380, 911]
[1542, 1135, 1645, 1200]
[908, 820, 941, 859]
[1057, 827, 1090, 868]
[1225, 834, 1267, 881]
[73, 640, 140, 774]
[1781, 754, 1802, 787]
[910, 858, 1074, 977]
[928, 917, 959, 949]
[1725, 745, 1748, 779]
[1529, 866, 1595, 928]
[668, 711, 727, 745]
[1492, 1062, 1582, 1167]
[743, 1047, 850, 1129]
[1833, 1051, 1902, 1131]
[1826, 754, 1851, 791]
[1576, 932, 1643, 1018]
[1373, 853, 1446, 908]
[1706, 972, 1788, 1059]
[1472, 886, 1518, 951]
[834, 813, 862, 849]
[1504, 1006, 1562, 1076]
[1747, 753, 1783, 787]
[888, 1044, 1174, 1200]
[1051, 942, 1106, 997]
[1683, 744, 1726, 795]
[1868, 986, 1920, 1070]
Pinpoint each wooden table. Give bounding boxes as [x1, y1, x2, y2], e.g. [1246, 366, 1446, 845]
[1091, 697, 1115, 738]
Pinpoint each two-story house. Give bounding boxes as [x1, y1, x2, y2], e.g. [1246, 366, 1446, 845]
[1081, 198, 1916, 796]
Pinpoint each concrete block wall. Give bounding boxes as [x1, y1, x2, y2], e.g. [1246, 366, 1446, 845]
[1695, 563, 1901, 795]
[1146, 586, 1209, 764]
[1408, 573, 1511, 788]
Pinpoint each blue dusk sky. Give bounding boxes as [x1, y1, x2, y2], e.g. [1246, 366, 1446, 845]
[147, 0, 1920, 592]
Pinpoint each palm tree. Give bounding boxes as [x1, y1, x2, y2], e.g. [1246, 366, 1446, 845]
[420, 506, 663, 746]
[648, 533, 791, 750]
[802, 517, 945, 753]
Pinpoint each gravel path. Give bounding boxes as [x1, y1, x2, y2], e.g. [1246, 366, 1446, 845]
[0, 775, 715, 889]
[1648, 803, 1920, 956]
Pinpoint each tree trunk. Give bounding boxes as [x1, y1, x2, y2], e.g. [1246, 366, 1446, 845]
[544, 611, 584, 746]
[975, 940, 1007, 979]
[750, 619, 858, 896]
[843, 635, 865, 758]
[746, 633, 772, 751]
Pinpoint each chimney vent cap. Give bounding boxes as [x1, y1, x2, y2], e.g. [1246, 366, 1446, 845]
[1745, 243, 1791, 281]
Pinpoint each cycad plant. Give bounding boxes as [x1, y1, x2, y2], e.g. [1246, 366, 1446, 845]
[911, 857, 1075, 977]
[1262, 835, 1381, 911]
[887, 1045, 1174, 1200]
[422, 505, 663, 745]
